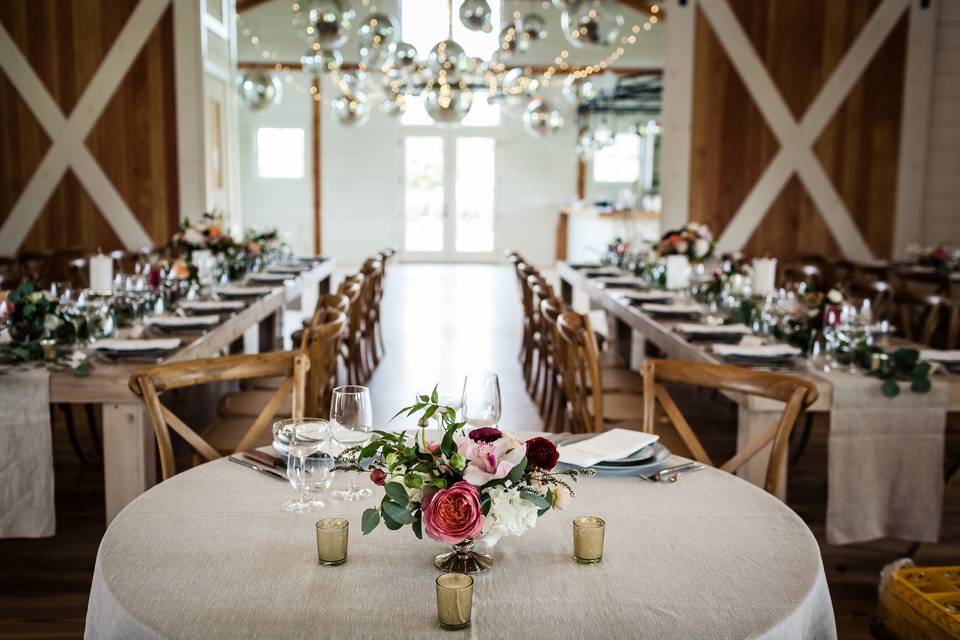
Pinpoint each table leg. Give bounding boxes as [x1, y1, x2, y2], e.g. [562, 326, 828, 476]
[258, 310, 280, 352]
[319, 274, 331, 295]
[560, 278, 573, 306]
[103, 402, 156, 524]
[610, 316, 633, 367]
[736, 405, 787, 499]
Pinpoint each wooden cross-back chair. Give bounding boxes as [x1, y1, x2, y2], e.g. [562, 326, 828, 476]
[0, 256, 22, 289]
[239, 302, 349, 406]
[361, 258, 385, 371]
[539, 294, 568, 432]
[641, 359, 818, 496]
[528, 278, 556, 406]
[780, 263, 822, 291]
[554, 310, 646, 435]
[340, 271, 369, 384]
[294, 292, 350, 344]
[846, 280, 895, 324]
[130, 351, 310, 480]
[515, 262, 540, 386]
[893, 290, 958, 349]
[18, 251, 52, 286]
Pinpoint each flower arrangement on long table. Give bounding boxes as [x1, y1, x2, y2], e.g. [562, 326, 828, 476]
[338, 386, 593, 573]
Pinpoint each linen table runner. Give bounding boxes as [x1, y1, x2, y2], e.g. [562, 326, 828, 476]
[0, 367, 55, 538]
[824, 370, 946, 545]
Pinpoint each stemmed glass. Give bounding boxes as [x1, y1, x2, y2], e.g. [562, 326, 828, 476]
[836, 301, 870, 373]
[330, 385, 374, 502]
[273, 418, 331, 513]
[461, 373, 502, 428]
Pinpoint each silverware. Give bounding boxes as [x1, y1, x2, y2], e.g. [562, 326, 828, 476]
[656, 462, 705, 483]
[228, 455, 286, 481]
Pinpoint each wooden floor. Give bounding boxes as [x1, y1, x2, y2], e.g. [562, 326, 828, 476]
[0, 263, 956, 639]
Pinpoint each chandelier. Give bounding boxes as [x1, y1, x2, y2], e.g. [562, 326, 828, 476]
[240, 0, 660, 138]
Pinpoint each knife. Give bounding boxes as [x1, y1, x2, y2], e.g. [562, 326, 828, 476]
[228, 455, 287, 481]
[656, 462, 705, 482]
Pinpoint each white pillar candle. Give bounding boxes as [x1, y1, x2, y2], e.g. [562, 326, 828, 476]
[751, 258, 777, 296]
[665, 254, 691, 290]
[89, 252, 113, 292]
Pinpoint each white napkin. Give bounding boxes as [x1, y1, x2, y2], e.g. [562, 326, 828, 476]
[593, 276, 642, 286]
[615, 291, 675, 302]
[247, 273, 290, 282]
[213, 286, 274, 296]
[583, 267, 624, 277]
[93, 338, 181, 352]
[558, 428, 659, 468]
[267, 264, 309, 273]
[178, 300, 245, 311]
[145, 315, 219, 327]
[641, 302, 704, 315]
[920, 350, 960, 363]
[675, 323, 751, 335]
[713, 344, 801, 358]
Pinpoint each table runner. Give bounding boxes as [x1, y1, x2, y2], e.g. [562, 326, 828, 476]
[824, 370, 946, 545]
[0, 366, 54, 538]
[86, 454, 836, 639]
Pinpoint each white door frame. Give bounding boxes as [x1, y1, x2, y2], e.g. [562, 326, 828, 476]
[400, 126, 499, 263]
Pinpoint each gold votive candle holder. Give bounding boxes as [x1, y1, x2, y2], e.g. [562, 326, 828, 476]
[315, 518, 349, 566]
[573, 516, 606, 564]
[40, 338, 57, 362]
[435, 572, 474, 630]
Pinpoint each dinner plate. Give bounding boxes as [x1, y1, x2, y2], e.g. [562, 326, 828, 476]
[556, 443, 671, 477]
[177, 300, 246, 314]
[213, 286, 274, 298]
[246, 273, 290, 283]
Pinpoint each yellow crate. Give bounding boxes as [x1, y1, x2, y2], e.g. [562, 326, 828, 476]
[880, 566, 960, 640]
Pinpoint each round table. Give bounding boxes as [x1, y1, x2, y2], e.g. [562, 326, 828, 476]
[85, 454, 836, 639]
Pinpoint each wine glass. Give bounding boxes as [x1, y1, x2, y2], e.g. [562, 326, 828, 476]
[837, 302, 869, 373]
[304, 448, 336, 510]
[330, 385, 374, 502]
[461, 373, 501, 428]
[273, 418, 330, 513]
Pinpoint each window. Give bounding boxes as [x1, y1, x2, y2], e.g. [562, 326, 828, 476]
[401, 92, 500, 127]
[256, 127, 305, 178]
[401, 0, 500, 60]
[592, 133, 642, 184]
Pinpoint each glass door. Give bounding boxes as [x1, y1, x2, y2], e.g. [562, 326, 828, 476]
[403, 133, 496, 261]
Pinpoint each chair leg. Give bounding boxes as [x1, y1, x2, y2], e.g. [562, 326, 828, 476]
[84, 403, 102, 458]
[539, 364, 551, 416]
[58, 404, 89, 464]
[375, 316, 386, 356]
[529, 348, 542, 397]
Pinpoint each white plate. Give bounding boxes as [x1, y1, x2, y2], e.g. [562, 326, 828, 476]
[145, 315, 219, 328]
[93, 338, 181, 352]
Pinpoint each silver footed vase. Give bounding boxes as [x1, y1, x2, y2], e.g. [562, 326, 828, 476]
[434, 537, 492, 574]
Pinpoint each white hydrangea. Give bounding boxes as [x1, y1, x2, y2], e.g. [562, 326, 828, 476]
[481, 485, 539, 546]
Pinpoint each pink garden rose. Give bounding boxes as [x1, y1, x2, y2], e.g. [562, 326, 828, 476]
[422, 481, 484, 544]
[456, 432, 525, 486]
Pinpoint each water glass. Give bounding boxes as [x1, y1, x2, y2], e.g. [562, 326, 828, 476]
[461, 373, 501, 428]
[304, 451, 336, 509]
[273, 418, 331, 513]
[330, 386, 374, 502]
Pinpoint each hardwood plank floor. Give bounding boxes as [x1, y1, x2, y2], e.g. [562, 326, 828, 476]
[0, 263, 955, 638]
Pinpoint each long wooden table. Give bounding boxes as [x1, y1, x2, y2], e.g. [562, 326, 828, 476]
[557, 261, 960, 496]
[51, 259, 335, 523]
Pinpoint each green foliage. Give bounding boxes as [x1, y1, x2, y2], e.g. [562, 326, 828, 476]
[361, 508, 381, 535]
[859, 346, 932, 398]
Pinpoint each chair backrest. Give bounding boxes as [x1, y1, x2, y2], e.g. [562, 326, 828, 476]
[299, 309, 348, 417]
[305, 293, 350, 328]
[640, 359, 818, 495]
[130, 351, 310, 479]
[893, 290, 956, 348]
[555, 309, 605, 434]
[780, 263, 822, 291]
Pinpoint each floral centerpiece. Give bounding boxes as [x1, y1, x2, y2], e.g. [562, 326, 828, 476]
[0, 283, 89, 374]
[917, 244, 952, 272]
[172, 212, 236, 259]
[243, 227, 288, 265]
[339, 387, 593, 573]
[654, 222, 715, 263]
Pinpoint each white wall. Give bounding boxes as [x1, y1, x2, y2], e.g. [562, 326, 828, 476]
[921, 1, 960, 246]
[239, 84, 314, 256]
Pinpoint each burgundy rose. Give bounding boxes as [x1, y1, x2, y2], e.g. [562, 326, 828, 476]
[525, 437, 559, 470]
[370, 468, 386, 486]
[469, 427, 502, 443]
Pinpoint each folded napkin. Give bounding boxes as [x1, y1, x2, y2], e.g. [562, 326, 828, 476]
[712, 344, 801, 358]
[267, 264, 309, 273]
[641, 302, 704, 315]
[593, 276, 642, 286]
[247, 273, 290, 283]
[558, 428, 659, 468]
[93, 338, 181, 352]
[178, 300, 245, 311]
[145, 314, 219, 327]
[920, 350, 960, 363]
[615, 291, 674, 302]
[213, 286, 274, 296]
[675, 323, 751, 335]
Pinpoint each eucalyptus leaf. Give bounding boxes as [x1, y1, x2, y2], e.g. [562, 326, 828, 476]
[361, 508, 381, 535]
[384, 482, 409, 507]
[382, 500, 414, 524]
[882, 377, 900, 398]
[507, 457, 528, 485]
[412, 516, 423, 539]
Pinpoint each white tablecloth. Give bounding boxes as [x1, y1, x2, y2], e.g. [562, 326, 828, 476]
[825, 370, 946, 545]
[0, 366, 54, 538]
[85, 450, 836, 639]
